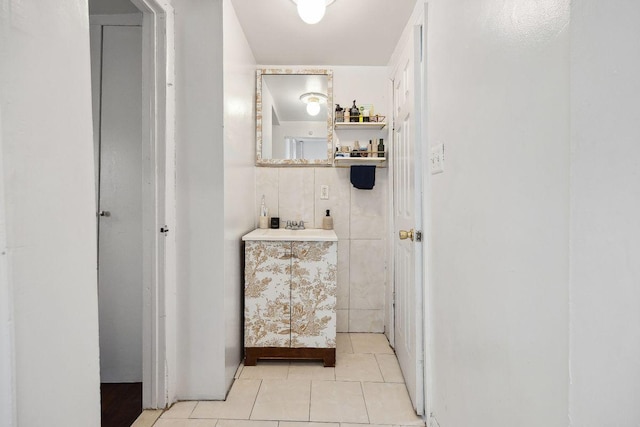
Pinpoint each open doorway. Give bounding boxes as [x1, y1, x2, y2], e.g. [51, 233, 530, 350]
[88, 0, 175, 421]
[90, 6, 144, 425]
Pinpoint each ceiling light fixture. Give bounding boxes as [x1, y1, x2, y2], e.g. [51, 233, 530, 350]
[300, 92, 327, 116]
[291, 0, 336, 25]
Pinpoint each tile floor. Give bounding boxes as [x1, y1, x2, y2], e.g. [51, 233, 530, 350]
[152, 333, 424, 427]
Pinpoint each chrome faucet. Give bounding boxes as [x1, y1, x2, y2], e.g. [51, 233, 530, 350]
[285, 220, 305, 230]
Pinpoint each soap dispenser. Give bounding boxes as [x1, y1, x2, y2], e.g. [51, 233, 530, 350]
[322, 209, 334, 230]
[259, 195, 269, 229]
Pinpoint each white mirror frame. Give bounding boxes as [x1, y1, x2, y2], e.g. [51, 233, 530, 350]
[256, 68, 334, 166]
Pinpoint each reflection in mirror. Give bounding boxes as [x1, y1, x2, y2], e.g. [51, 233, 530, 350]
[256, 69, 333, 165]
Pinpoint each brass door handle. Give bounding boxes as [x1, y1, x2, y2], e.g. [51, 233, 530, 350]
[399, 229, 414, 241]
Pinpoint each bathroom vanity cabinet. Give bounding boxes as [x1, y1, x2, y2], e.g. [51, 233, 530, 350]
[242, 228, 338, 366]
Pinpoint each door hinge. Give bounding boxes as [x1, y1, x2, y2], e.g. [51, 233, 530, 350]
[415, 230, 423, 242]
[160, 225, 169, 234]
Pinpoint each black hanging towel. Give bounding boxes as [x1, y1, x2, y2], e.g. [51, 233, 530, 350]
[350, 165, 376, 190]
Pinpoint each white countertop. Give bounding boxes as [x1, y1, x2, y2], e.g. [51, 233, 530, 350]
[242, 228, 338, 242]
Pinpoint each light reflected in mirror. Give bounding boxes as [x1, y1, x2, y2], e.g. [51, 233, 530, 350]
[256, 69, 333, 165]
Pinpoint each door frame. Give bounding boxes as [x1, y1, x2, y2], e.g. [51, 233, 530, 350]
[131, 0, 176, 409]
[91, 0, 176, 409]
[419, 4, 435, 423]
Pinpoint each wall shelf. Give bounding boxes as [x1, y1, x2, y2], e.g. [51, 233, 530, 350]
[334, 122, 386, 130]
[334, 154, 387, 168]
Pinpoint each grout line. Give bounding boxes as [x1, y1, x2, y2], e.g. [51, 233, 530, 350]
[308, 379, 313, 422]
[187, 401, 198, 419]
[359, 380, 371, 424]
[248, 379, 263, 421]
[374, 353, 386, 383]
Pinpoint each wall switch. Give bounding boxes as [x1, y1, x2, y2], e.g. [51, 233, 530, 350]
[430, 143, 445, 174]
[320, 185, 329, 200]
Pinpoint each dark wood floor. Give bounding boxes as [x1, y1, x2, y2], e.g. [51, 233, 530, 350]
[101, 382, 142, 427]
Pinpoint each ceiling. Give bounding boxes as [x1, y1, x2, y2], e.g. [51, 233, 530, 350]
[230, 0, 417, 65]
[264, 74, 328, 122]
[89, 0, 139, 15]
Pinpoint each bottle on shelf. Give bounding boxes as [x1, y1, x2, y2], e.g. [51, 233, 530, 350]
[335, 104, 344, 122]
[350, 100, 359, 123]
[352, 140, 361, 157]
[377, 138, 385, 157]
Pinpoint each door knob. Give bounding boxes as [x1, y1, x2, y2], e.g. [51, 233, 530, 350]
[399, 229, 414, 241]
[98, 210, 111, 217]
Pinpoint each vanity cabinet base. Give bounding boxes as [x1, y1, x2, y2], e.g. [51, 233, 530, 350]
[245, 347, 336, 367]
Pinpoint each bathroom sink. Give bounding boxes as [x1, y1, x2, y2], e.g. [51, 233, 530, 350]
[242, 228, 337, 242]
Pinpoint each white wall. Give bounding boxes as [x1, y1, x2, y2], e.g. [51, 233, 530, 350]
[0, 1, 101, 425]
[172, 0, 256, 399]
[0, 106, 15, 426]
[256, 66, 390, 333]
[223, 0, 257, 393]
[425, 0, 570, 425]
[569, 1, 640, 425]
[173, 0, 226, 399]
[272, 121, 327, 159]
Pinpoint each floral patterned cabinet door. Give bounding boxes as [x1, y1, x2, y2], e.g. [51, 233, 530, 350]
[244, 241, 292, 347]
[290, 241, 337, 348]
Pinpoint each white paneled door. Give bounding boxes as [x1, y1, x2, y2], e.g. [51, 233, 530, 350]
[392, 25, 424, 415]
[95, 24, 143, 382]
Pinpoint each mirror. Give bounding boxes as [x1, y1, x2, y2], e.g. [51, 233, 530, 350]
[256, 68, 333, 166]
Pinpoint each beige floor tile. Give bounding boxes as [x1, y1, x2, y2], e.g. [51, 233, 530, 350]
[340, 424, 393, 427]
[288, 361, 336, 380]
[132, 409, 163, 427]
[235, 363, 245, 379]
[161, 401, 198, 419]
[336, 333, 353, 353]
[154, 419, 217, 427]
[376, 354, 405, 383]
[309, 381, 369, 423]
[190, 379, 261, 420]
[350, 333, 394, 354]
[217, 420, 279, 427]
[281, 423, 340, 427]
[251, 379, 311, 421]
[362, 383, 423, 425]
[240, 361, 290, 380]
[335, 353, 383, 382]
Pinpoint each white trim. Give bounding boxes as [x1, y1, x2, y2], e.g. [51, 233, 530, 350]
[90, 13, 143, 26]
[0, 106, 17, 427]
[125, 0, 175, 409]
[411, 21, 426, 418]
[420, 4, 434, 424]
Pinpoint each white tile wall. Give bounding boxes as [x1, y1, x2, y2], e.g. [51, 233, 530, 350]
[278, 168, 315, 227]
[336, 240, 350, 310]
[349, 309, 384, 333]
[255, 167, 279, 220]
[350, 171, 387, 240]
[350, 240, 385, 310]
[254, 167, 388, 333]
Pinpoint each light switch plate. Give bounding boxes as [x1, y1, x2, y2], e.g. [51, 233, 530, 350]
[430, 143, 445, 174]
[320, 185, 329, 200]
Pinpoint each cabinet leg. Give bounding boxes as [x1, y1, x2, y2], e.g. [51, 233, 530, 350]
[323, 351, 336, 367]
[244, 349, 258, 366]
